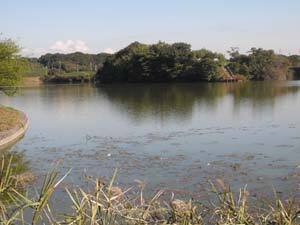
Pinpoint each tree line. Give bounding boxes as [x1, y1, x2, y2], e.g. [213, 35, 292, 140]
[1, 39, 300, 87]
[95, 42, 228, 83]
[38, 52, 110, 75]
[95, 42, 300, 83]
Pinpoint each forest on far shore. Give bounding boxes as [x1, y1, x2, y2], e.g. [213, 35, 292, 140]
[2, 39, 300, 86]
[95, 42, 300, 83]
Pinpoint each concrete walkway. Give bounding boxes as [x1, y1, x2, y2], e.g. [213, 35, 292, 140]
[0, 112, 29, 150]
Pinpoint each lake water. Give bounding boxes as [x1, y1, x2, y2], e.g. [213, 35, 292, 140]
[1, 81, 300, 199]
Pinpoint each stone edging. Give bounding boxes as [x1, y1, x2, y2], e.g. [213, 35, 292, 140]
[0, 111, 29, 150]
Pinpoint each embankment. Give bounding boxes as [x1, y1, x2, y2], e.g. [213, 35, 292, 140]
[0, 107, 29, 149]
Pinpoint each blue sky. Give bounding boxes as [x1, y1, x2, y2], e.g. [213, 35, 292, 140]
[1, 0, 300, 56]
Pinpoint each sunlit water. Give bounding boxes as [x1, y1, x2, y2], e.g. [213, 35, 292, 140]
[1, 81, 300, 200]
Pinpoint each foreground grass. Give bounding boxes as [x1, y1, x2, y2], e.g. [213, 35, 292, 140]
[0, 156, 299, 225]
[0, 106, 23, 133]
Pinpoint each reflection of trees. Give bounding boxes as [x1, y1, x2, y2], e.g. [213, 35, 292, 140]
[0, 87, 19, 96]
[9, 83, 298, 124]
[96, 83, 230, 123]
[19, 84, 98, 114]
[230, 81, 300, 109]
[40, 84, 96, 102]
[97, 82, 300, 122]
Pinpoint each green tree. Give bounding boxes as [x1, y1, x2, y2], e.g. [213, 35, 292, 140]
[38, 52, 110, 75]
[95, 42, 225, 83]
[0, 39, 24, 87]
[289, 55, 300, 67]
[228, 47, 291, 80]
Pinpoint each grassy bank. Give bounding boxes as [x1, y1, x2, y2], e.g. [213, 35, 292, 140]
[0, 156, 299, 225]
[22, 76, 43, 87]
[0, 106, 24, 133]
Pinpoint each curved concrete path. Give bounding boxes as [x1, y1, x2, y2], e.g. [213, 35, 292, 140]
[0, 111, 29, 150]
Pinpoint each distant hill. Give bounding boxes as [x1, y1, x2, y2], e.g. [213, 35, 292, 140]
[38, 52, 111, 75]
[95, 42, 228, 83]
[96, 42, 299, 83]
[20, 45, 300, 82]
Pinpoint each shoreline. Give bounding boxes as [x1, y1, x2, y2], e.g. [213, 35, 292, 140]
[22, 76, 43, 87]
[0, 109, 29, 150]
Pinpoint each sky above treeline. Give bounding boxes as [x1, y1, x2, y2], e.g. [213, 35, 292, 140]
[1, 0, 300, 57]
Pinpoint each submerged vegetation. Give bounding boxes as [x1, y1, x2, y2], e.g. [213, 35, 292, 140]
[0, 155, 299, 225]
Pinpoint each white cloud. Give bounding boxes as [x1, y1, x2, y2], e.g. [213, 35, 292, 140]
[50, 40, 90, 53]
[20, 40, 91, 57]
[103, 48, 116, 54]
[21, 41, 120, 57]
[21, 47, 47, 57]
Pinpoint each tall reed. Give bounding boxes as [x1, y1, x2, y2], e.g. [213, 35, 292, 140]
[0, 155, 299, 225]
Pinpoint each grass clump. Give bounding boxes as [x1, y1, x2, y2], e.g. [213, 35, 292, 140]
[0, 155, 299, 225]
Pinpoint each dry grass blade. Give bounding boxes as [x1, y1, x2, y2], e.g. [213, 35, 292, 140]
[31, 169, 71, 224]
[0, 158, 299, 225]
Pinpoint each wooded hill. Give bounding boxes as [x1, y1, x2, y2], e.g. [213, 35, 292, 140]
[37, 52, 110, 75]
[20, 42, 300, 82]
[95, 42, 300, 83]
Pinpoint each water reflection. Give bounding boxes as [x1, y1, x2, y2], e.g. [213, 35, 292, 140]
[2, 82, 300, 200]
[2, 82, 300, 125]
[97, 82, 300, 122]
[231, 82, 300, 105]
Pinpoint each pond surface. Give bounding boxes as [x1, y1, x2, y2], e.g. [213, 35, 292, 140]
[1, 81, 300, 199]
